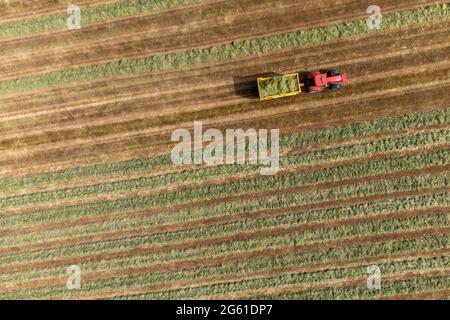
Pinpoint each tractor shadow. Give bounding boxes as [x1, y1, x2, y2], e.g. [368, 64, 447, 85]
[233, 71, 312, 99]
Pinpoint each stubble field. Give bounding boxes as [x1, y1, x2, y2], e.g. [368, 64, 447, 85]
[0, 0, 449, 299]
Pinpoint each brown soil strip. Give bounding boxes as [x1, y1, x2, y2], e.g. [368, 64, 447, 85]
[286, 124, 450, 156]
[378, 289, 450, 300]
[0, 0, 116, 24]
[0, 70, 445, 182]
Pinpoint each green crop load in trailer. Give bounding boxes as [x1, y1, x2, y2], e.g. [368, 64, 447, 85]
[257, 73, 302, 100]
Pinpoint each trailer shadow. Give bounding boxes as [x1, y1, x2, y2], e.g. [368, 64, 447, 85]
[233, 71, 311, 99]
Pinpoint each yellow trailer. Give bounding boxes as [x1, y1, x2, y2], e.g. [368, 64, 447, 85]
[257, 73, 302, 101]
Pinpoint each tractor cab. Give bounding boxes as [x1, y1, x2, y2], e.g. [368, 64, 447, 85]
[306, 70, 347, 93]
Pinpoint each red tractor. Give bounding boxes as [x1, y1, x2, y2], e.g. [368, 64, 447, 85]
[306, 69, 347, 93]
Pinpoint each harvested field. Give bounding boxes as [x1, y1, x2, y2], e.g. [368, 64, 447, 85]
[0, 0, 448, 300]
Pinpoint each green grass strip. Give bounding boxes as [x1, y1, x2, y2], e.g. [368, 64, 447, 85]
[0, 153, 171, 193]
[0, 3, 448, 95]
[117, 255, 450, 300]
[1, 212, 448, 299]
[1, 128, 447, 209]
[264, 274, 450, 300]
[6, 246, 449, 299]
[1, 147, 448, 229]
[3, 228, 447, 292]
[0, 0, 202, 39]
[1, 186, 448, 257]
[2, 205, 447, 267]
[0, 107, 448, 194]
[0, 174, 447, 266]
[280, 108, 450, 148]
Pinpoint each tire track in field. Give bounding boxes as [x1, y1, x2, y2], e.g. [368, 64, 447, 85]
[246, 87, 449, 135]
[6, 247, 448, 298]
[0, 1, 231, 27]
[1, 144, 448, 219]
[2, 70, 446, 151]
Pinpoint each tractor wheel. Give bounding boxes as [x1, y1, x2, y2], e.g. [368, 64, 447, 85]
[328, 83, 343, 90]
[327, 69, 340, 77]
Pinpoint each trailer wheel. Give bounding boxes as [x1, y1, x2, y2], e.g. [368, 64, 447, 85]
[327, 69, 340, 77]
[328, 83, 343, 90]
